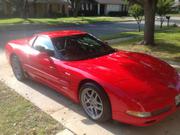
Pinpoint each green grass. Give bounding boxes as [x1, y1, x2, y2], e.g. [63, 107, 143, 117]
[101, 31, 143, 40]
[0, 17, 134, 25]
[109, 27, 180, 63]
[0, 81, 63, 135]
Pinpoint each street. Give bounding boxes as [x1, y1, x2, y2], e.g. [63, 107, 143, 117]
[0, 21, 141, 50]
[1, 17, 180, 51]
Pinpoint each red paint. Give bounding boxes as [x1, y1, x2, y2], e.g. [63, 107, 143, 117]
[5, 30, 180, 126]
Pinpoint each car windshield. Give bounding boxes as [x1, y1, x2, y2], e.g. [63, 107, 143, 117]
[52, 34, 116, 61]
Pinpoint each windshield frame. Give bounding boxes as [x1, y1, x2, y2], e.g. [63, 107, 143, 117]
[51, 34, 116, 61]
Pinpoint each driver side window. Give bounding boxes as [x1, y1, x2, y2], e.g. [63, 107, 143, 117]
[33, 36, 55, 52]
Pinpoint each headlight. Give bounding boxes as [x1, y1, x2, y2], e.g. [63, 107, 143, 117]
[175, 94, 180, 106]
[126, 110, 151, 118]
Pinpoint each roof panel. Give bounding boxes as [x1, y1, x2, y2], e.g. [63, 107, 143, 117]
[38, 30, 87, 38]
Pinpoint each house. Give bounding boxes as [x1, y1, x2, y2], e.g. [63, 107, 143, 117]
[0, 0, 127, 18]
[77, 0, 128, 16]
[172, 0, 180, 11]
[174, 0, 180, 7]
[28, 0, 70, 17]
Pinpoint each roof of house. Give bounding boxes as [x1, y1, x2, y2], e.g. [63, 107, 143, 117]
[39, 30, 87, 38]
[95, 0, 123, 5]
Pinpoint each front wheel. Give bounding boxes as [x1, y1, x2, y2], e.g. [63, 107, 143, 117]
[11, 55, 26, 81]
[80, 83, 111, 122]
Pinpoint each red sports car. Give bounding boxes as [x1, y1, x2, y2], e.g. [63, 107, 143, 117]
[5, 30, 180, 126]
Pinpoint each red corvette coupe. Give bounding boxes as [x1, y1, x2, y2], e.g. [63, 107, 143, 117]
[5, 30, 180, 126]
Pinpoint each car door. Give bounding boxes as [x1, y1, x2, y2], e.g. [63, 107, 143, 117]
[25, 36, 72, 94]
[26, 36, 60, 87]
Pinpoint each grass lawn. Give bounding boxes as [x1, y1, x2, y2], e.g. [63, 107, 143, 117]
[0, 81, 63, 135]
[0, 16, 133, 25]
[106, 27, 180, 63]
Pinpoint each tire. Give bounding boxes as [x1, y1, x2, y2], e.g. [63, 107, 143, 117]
[11, 55, 26, 81]
[80, 82, 111, 122]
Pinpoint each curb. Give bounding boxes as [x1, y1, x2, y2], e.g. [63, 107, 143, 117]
[56, 129, 75, 135]
[107, 36, 138, 44]
[0, 20, 134, 32]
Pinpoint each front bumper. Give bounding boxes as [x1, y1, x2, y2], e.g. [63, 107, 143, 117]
[113, 103, 180, 126]
[113, 74, 180, 127]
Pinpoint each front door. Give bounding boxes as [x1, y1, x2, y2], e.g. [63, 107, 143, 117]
[100, 4, 105, 15]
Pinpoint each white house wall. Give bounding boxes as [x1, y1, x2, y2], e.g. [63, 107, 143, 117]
[105, 4, 122, 15]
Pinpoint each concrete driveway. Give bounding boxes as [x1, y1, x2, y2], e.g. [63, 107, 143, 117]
[0, 50, 180, 135]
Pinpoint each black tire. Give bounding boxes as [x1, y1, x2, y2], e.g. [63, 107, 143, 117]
[80, 82, 111, 122]
[11, 55, 26, 81]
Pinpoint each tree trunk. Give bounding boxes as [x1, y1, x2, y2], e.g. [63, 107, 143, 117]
[22, 0, 29, 18]
[33, 0, 37, 17]
[143, 0, 157, 45]
[160, 16, 164, 28]
[3, 0, 10, 17]
[137, 22, 141, 32]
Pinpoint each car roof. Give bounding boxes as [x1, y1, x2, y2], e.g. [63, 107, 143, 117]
[37, 30, 87, 38]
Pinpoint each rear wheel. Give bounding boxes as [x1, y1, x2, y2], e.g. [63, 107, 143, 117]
[11, 55, 26, 81]
[80, 83, 111, 122]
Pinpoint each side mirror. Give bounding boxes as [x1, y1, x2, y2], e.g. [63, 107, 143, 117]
[36, 46, 46, 52]
[36, 46, 54, 57]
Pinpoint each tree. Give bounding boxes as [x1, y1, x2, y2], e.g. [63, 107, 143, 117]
[156, 0, 173, 28]
[2, 0, 11, 16]
[128, 0, 158, 45]
[129, 4, 144, 32]
[15, 0, 25, 17]
[33, 0, 37, 17]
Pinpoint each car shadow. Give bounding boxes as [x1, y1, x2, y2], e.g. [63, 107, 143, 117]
[22, 79, 180, 135]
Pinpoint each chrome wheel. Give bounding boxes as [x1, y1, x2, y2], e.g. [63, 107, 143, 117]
[81, 88, 103, 120]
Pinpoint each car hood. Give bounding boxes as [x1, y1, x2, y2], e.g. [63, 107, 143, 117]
[68, 51, 179, 106]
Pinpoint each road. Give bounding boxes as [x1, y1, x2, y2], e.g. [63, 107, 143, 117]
[0, 21, 142, 51]
[1, 17, 179, 51]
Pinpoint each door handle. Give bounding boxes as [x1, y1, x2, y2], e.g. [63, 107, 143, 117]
[64, 72, 71, 76]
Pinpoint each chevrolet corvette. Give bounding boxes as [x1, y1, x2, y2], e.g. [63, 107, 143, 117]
[5, 30, 180, 126]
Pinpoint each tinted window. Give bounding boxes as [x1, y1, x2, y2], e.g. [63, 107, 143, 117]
[52, 34, 115, 61]
[33, 36, 54, 51]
